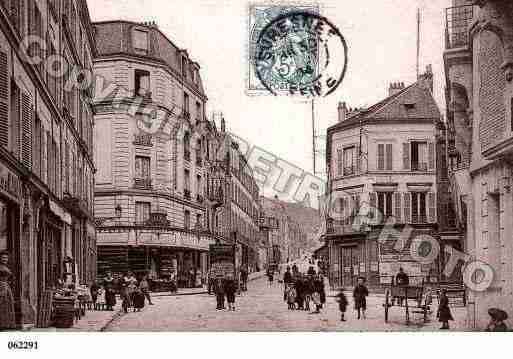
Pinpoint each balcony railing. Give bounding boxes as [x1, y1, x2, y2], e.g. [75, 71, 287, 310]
[133, 178, 152, 190]
[133, 90, 152, 101]
[184, 189, 191, 199]
[133, 134, 153, 147]
[445, 5, 474, 49]
[412, 162, 428, 172]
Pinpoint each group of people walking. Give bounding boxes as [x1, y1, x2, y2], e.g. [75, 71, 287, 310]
[212, 275, 239, 311]
[90, 271, 154, 313]
[283, 265, 326, 314]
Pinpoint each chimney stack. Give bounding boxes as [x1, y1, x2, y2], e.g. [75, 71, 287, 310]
[388, 82, 405, 97]
[418, 64, 434, 93]
[338, 101, 348, 122]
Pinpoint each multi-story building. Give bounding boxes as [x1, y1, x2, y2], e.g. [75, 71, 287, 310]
[444, 0, 513, 329]
[323, 67, 442, 289]
[0, 0, 96, 327]
[208, 119, 261, 273]
[92, 20, 219, 288]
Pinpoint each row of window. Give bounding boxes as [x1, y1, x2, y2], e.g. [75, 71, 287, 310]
[134, 202, 202, 230]
[333, 191, 436, 224]
[232, 182, 259, 224]
[232, 209, 259, 242]
[336, 141, 435, 176]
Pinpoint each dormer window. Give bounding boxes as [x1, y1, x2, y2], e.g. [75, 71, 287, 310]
[181, 57, 187, 77]
[404, 102, 416, 110]
[133, 29, 148, 55]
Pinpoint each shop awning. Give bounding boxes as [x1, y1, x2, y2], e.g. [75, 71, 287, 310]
[49, 200, 72, 225]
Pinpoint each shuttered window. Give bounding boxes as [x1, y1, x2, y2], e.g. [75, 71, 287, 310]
[65, 141, 70, 193]
[33, 116, 41, 177]
[403, 192, 411, 223]
[337, 149, 343, 176]
[0, 50, 9, 148]
[428, 142, 435, 170]
[377, 144, 385, 170]
[10, 80, 20, 158]
[403, 142, 410, 170]
[394, 192, 402, 223]
[386, 144, 393, 170]
[21, 93, 32, 170]
[428, 192, 436, 223]
[46, 132, 53, 191]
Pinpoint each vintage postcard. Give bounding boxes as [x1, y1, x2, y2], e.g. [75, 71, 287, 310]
[0, 0, 511, 351]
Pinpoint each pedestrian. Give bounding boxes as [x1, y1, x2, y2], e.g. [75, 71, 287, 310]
[485, 308, 509, 332]
[122, 271, 137, 313]
[295, 276, 304, 310]
[139, 274, 153, 305]
[90, 280, 100, 310]
[0, 251, 16, 330]
[225, 275, 237, 311]
[132, 286, 145, 312]
[240, 267, 248, 292]
[395, 267, 409, 306]
[214, 277, 225, 310]
[267, 268, 274, 286]
[310, 275, 324, 314]
[353, 276, 369, 320]
[286, 284, 297, 310]
[307, 266, 316, 276]
[96, 286, 106, 310]
[103, 271, 117, 311]
[437, 289, 453, 330]
[336, 289, 348, 322]
[304, 276, 313, 311]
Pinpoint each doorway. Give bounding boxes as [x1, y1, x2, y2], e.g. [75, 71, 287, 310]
[340, 246, 359, 287]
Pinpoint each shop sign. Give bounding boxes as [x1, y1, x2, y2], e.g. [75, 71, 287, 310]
[0, 163, 20, 199]
[209, 244, 235, 278]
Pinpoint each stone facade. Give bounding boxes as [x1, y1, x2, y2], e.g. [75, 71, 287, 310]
[0, 0, 96, 327]
[323, 68, 443, 289]
[444, 0, 513, 329]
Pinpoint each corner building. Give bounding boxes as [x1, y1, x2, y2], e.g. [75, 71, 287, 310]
[324, 68, 443, 289]
[93, 21, 219, 288]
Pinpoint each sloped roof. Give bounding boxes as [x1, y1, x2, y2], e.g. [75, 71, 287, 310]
[93, 20, 206, 97]
[328, 81, 441, 133]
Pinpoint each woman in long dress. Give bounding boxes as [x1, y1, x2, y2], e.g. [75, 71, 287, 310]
[0, 251, 16, 330]
[103, 271, 117, 311]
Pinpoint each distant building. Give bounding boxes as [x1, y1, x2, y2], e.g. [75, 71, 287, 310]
[0, 0, 96, 327]
[444, 0, 513, 329]
[323, 67, 443, 289]
[92, 20, 218, 288]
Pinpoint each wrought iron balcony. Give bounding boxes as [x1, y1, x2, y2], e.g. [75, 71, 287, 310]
[133, 178, 152, 190]
[147, 212, 169, 227]
[133, 134, 153, 147]
[445, 5, 474, 49]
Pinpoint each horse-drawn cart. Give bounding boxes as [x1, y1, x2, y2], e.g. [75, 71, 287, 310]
[383, 281, 433, 325]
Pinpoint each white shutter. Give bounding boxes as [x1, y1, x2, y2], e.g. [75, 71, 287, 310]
[403, 192, 411, 223]
[21, 92, 33, 170]
[403, 143, 410, 170]
[428, 192, 436, 223]
[386, 143, 393, 170]
[377, 144, 385, 170]
[394, 192, 402, 223]
[0, 49, 9, 148]
[428, 142, 435, 170]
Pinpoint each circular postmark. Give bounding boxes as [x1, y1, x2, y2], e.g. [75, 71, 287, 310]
[254, 11, 348, 97]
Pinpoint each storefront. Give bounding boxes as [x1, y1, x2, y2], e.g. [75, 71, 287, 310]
[0, 162, 22, 326]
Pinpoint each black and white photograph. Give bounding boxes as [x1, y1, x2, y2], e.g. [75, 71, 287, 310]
[0, 0, 511, 355]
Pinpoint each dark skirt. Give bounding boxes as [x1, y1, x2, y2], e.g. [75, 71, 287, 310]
[133, 292, 145, 309]
[105, 290, 117, 307]
[438, 307, 454, 322]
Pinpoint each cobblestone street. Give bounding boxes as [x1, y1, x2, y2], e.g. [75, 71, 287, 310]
[105, 277, 468, 331]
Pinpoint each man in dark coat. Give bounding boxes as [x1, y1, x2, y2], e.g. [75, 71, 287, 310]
[395, 268, 409, 306]
[437, 289, 453, 329]
[353, 277, 369, 319]
[295, 276, 305, 310]
[214, 277, 226, 310]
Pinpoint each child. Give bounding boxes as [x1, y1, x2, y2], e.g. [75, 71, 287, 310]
[286, 284, 297, 310]
[132, 286, 145, 312]
[336, 289, 348, 321]
[96, 286, 106, 310]
[90, 281, 100, 310]
[353, 276, 369, 320]
[437, 289, 453, 329]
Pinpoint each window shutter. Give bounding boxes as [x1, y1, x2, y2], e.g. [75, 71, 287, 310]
[394, 192, 402, 223]
[403, 142, 410, 170]
[337, 149, 343, 176]
[11, 81, 20, 158]
[428, 142, 435, 170]
[403, 192, 411, 223]
[377, 144, 385, 170]
[0, 49, 9, 148]
[428, 192, 436, 223]
[21, 92, 33, 170]
[369, 192, 377, 222]
[386, 143, 393, 170]
[46, 132, 52, 190]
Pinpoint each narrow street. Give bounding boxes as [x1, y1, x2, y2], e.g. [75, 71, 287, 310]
[105, 276, 468, 331]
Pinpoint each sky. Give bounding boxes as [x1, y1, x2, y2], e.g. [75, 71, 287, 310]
[87, 0, 450, 196]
